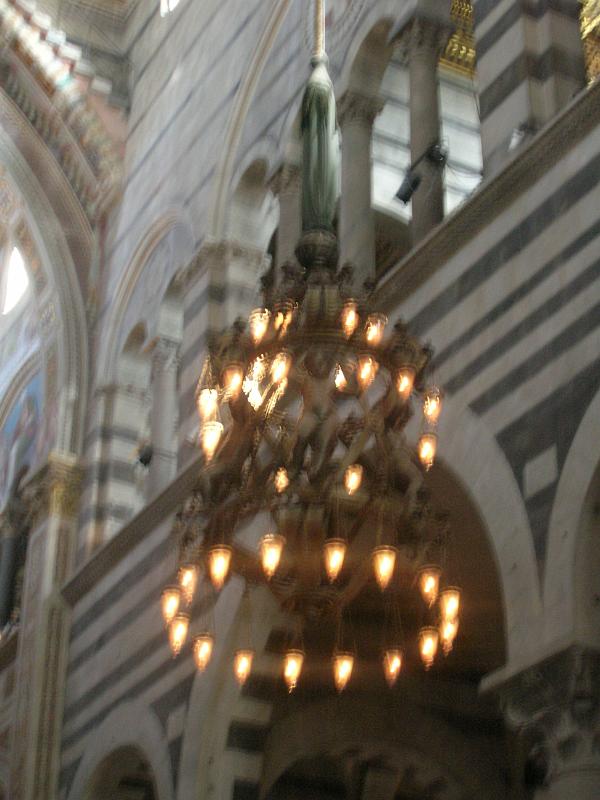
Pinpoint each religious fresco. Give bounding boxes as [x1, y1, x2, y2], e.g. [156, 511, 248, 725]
[0, 371, 45, 510]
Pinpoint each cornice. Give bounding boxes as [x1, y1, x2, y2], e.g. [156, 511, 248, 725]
[374, 78, 600, 312]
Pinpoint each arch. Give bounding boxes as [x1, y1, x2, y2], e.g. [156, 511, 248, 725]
[0, 122, 88, 456]
[334, 0, 417, 98]
[343, 17, 394, 97]
[227, 159, 279, 253]
[98, 210, 194, 384]
[177, 581, 282, 800]
[544, 387, 600, 645]
[260, 694, 505, 800]
[67, 701, 175, 800]
[208, 0, 294, 241]
[435, 394, 542, 663]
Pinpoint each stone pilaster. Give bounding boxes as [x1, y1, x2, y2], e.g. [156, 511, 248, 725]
[269, 163, 301, 268]
[147, 337, 180, 497]
[501, 646, 600, 799]
[9, 453, 82, 800]
[473, 0, 586, 176]
[395, 18, 450, 244]
[177, 242, 269, 467]
[338, 91, 383, 285]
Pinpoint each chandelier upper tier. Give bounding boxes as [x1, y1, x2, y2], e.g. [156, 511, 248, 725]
[161, 0, 462, 694]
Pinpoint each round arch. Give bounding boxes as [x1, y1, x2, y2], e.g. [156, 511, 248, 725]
[67, 701, 175, 800]
[544, 386, 600, 645]
[260, 694, 505, 800]
[435, 394, 542, 663]
[0, 122, 88, 456]
[97, 210, 194, 384]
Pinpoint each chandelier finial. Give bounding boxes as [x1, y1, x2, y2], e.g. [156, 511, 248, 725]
[297, 0, 339, 267]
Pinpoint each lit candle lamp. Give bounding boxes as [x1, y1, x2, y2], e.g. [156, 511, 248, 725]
[418, 626, 439, 670]
[161, 585, 181, 627]
[249, 308, 271, 345]
[418, 433, 437, 471]
[417, 565, 442, 607]
[178, 563, 199, 605]
[259, 533, 285, 580]
[233, 649, 254, 686]
[169, 612, 189, 657]
[365, 313, 387, 345]
[207, 545, 232, 591]
[193, 632, 214, 671]
[383, 648, 403, 687]
[323, 538, 346, 583]
[283, 648, 304, 693]
[372, 546, 397, 591]
[341, 300, 359, 338]
[396, 367, 415, 401]
[344, 464, 363, 495]
[332, 651, 354, 692]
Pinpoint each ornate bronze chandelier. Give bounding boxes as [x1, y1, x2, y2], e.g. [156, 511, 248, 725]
[160, 0, 461, 693]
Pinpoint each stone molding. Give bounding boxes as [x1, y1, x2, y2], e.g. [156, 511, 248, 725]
[338, 90, 385, 128]
[20, 452, 82, 525]
[500, 646, 600, 781]
[394, 16, 452, 63]
[176, 239, 269, 292]
[62, 452, 204, 606]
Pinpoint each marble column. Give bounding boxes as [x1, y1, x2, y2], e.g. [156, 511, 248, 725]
[338, 91, 384, 286]
[147, 337, 179, 497]
[501, 646, 600, 800]
[270, 163, 301, 268]
[397, 18, 449, 244]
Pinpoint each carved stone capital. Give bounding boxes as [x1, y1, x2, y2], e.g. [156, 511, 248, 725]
[152, 337, 180, 374]
[500, 647, 600, 782]
[394, 17, 451, 63]
[176, 240, 268, 290]
[21, 452, 82, 524]
[269, 163, 301, 196]
[338, 91, 385, 129]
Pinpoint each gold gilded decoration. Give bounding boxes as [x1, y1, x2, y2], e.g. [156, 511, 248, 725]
[581, 1, 600, 81]
[440, 0, 476, 78]
[22, 454, 82, 525]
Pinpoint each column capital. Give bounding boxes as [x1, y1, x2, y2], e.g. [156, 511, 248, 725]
[269, 162, 301, 196]
[152, 337, 180, 373]
[393, 16, 451, 62]
[20, 451, 82, 524]
[500, 646, 600, 782]
[176, 240, 268, 290]
[338, 91, 385, 128]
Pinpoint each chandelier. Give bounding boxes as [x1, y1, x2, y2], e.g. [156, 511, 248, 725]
[160, 0, 461, 693]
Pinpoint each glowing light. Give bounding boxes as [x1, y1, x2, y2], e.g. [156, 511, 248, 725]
[201, 421, 223, 462]
[197, 388, 218, 421]
[418, 433, 437, 471]
[372, 546, 397, 591]
[417, 565, 441, 607]
[396, 367, 415, 401]
[178, 563, 199, 605]
[440, 587, 461, 621]
[274, 467, 289, 493]
[365, 313, 387, 345]
[161, 586, 181, 627]
[439, 617, 459, 655]
[223, 364, 244, 397]
[3, 247, 29, 315]
[341, 300, 359, 338]
[357, 355, 378, 390]
[169, 613, 189, 656]
[244, 357, 266, 409]
[383, 648, 403, 687]
[344, 464, 363, 496]
[323, 538, 346, 582]
[334, 364, 347, 391]
[259, 533, 285, 580]
[233, 649, 254, 686]
[283, 649, 304, 693]
[208, 545, 232, 590]
[193, 633, 214, 671]
[418, 626, 439, 670]
[423, 387, 443, 426]
[273, 302, 294, 335]
[249, 308, 271, 345]
[332, 651, 354, 692]
[271, 352, 291, 384]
